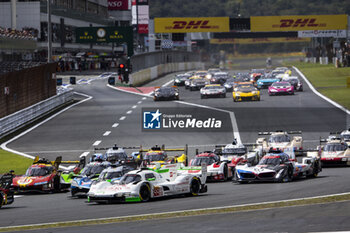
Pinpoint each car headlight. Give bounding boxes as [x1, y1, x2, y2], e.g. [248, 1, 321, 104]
[235, 93, 240, 96]
[71, 180, 78, 187]
[252, 91, 258, 94]
[174, 79, 180, 83]
[175, 92, 179, 96]
[224, 84, 231, 88]
[270, 89, 277, 92]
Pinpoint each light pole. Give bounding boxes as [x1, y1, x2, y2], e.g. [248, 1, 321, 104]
[47, 0, 52, 63]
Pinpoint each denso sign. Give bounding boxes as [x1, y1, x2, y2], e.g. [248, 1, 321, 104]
[251, 15, 347, 32]
[154, 17, 229, 33]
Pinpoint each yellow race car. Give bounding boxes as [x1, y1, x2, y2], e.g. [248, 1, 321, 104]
[232, 83, 260, 102]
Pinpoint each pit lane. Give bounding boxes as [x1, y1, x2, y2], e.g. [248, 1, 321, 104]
[1, 64, 350, 229]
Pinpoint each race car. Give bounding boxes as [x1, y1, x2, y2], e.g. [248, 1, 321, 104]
[188, 151, 235, 181]
[12, 156, 82, 193]
[87, 163, 207, 203]
[235, 148, 321, 183]
[153, 86, 179, 101]
[314, 136, 350, 166]
[232, 83, 260, 102]
[268, 82, 294, 95]
[256, 131, 303, 156]
[256, 74, 280, 89]
[185, 76, 202, 89]
[70, 156, 111, 197]
[0, 171, 15, 208]
[282, 76, 303, 91]
[200, 84, 226, 98]
[209, 72, 230, 84]
[189, 78, 209, 91]
[98, 164, 135, 182]
[340, 128, 350, 145]
[173, 73, 191, 86]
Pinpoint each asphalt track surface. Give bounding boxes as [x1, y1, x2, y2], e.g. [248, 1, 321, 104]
[2, 61, 350, 232]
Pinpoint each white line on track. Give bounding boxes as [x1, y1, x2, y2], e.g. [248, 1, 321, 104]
[162, 79, 175, 87]
[107, 84, 150, 97]
[92, 141, 101, 146]
[80, 152, 90, 157]
[0, 92, 93, 160]
[126, 110, 132, 114]
[132, 105, 137, 109]
[119, 116, 126, 120]
[142, 97, 147, 100]
[293, 66, 350, 115]
[103, 131, 111, 136]
[112, 123, 119, 128]
[137, 101, 142, 104]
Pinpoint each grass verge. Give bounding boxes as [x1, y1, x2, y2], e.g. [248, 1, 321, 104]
[287, 62, 350, 109]
[0, 149, 33, 175]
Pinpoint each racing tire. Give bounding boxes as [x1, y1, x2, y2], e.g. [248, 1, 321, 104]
[189, 177, 200, 196]
[311, 161, 320, 178]
[223, 164, 228, 181]
[53, 176, 61, 192]
[257, 97, 260, 101]
[139, 183, 151, 202]
[190, 87, 194, 91]
[280, 167, 293, 183]
[0, 193, 3, 208]
[222, 93, 226, 98]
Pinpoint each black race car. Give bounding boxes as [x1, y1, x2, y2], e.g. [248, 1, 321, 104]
[174, 74, 191, 86]
[153, 86, 179, 101]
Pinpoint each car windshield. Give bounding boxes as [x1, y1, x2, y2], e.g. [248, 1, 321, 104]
[191, 156, 217, 166]
[237, 85, 255, 92]
[144, 152, 166, 161]
[101, 171, 123, 180]
[107, 152, 127, 161]
[204, 86, 221, 90]
[341, 134, 350, 141]
[120, 174, 141, 184]
[272, 82, 291, 87]
[268, 134, 291, 143]
[81, 164, 109, 177]
[258, 157, 281, 166]
[324, 143, 347, 152]
[25, 166, 53, 176]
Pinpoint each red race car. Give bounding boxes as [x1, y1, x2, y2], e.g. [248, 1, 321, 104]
[12, 156, 81, 193]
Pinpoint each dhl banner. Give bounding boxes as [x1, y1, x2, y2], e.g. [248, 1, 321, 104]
[251, 15, 348, 32]
[154, 17, 229, 33]
[210, 37, 311, 44]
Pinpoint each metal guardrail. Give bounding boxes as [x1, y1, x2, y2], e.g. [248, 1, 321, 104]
[0, 90, 74, 138]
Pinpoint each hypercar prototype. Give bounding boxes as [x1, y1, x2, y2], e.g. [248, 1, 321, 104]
[87, 164, 207, 203]
[153, 86, 179, 101]
[138, 145, 188, 168]
[0, 172, 15, 208]
[340, 128, 350, 145]
[189, 151, 234, 181]
[235, 148, 321, 183]
[282, 76, 303, 91]
[200, 84, 226, 98]
[316, 136, 350, 166]
[12, 156, 81, 193]
[70, 160, 112, 197]
[268, 82, 294, 95]
[232, 83, 260, 102]
[256, 131, 303, 156]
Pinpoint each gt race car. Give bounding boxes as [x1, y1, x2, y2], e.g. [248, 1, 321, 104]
[153, 86, 179, 101]
[232, 83, 260, 102]
[256, 74, 280, 89]
[282, 76, 303, 91]
[0, 171, 15, 208]
[189, 78, 209, 91]
[173, 73, 191, 86]
[12, 156, 82, 193]
[256, 131, 303, 156]
[200, 84, 226, 98]
[87, 163, 207, 203]
[235, 148, 321, 183]
[268, 82, 294, 95]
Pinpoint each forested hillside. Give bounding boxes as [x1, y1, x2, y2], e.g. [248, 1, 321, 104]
[149, 0, 350, 18]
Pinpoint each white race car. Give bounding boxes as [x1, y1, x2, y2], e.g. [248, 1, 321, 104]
[256, 131, 303, 155]
[87, 163, 207, 203]
[314, 136, 350, 166]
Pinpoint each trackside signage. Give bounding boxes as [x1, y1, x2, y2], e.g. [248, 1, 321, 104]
[251, 15, 348, 32]
[210, 37, 311, 44]
[154, 17, 229, 33]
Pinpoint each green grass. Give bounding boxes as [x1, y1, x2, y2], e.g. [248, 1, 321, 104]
[287, 62, 350, 109]
[0, 149, 33, 175]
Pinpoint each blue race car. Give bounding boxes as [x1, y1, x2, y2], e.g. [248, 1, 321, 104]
[256, 75, 280, 89]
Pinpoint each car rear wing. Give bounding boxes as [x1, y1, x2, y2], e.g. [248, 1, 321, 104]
[0, 172, 14, 190]
[32, 156, 86, 170]
[139, 144, 188, 162]
[258, 131, 302, 135]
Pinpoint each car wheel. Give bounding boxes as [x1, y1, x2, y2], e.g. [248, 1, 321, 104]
[280, 167, 293, 183]
[71, 188, 77, 197]
[0, 193, 3, 208]
[233, 97, 236, 102]
[189, 177, 200, 196]
[223, 164, 228, 181]
[53, 176, 61, 192]
[139, 183, 151, 202]
[190, 87, 193, 91]
[257, 97, 260, 101]
[223, 93, 226, 98]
